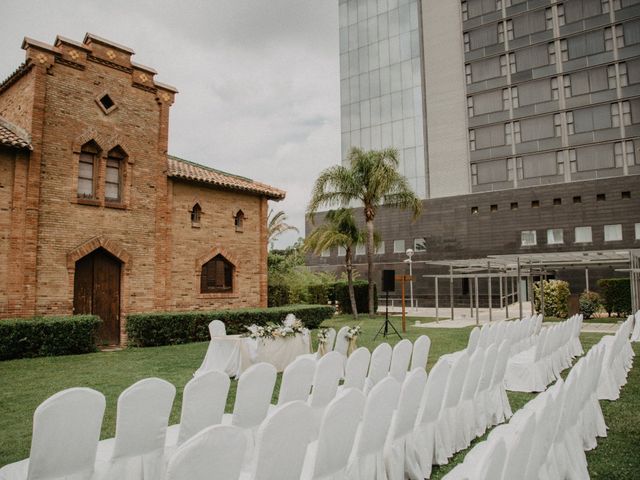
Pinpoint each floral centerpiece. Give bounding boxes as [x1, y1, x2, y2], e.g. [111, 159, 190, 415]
[244, 315, 307, 340]
[345, 325, 361, 356]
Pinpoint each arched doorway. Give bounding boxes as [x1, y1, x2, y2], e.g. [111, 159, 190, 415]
[73, 248, 122, 345]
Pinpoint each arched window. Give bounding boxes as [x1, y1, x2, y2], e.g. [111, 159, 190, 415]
[105, 146, 126, 202]
[234, 210, 245, 232]
[201, 254, 234, 293]
[78, 141, 100, 199]
[191, 203, 202, 224]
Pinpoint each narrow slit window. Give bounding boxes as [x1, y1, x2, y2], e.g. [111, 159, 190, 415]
[77, 142, 99, 199]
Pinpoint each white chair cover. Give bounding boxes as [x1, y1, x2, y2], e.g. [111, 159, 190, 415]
[410, 335, 431, 371]
[346, 377, 401, 480]
[475, 344, 497, 435]
[165, 425, 246, 480]
[209, 319, 226, 338]
[334, 326, 351, 357]
[276, 356, 315, 406]
[309, 352, 344, 409]
[440, 351, 469, 456]
[342, 347, 371, 391]
[166, 371, 230, 448]
[243, 401, 314, 480]
[364, 343, 392, 394]
[226, 363, 277, 429]
[300, 388, 366, 480]
[488, 340, 512, 426]
[0, 388, 105, 480]
[631, 311, 640, 342]
[95, 378, 176, 480]
[384, 369, 427, 480]
[389, 339, 413, 382]
[466, 327, 480, 356]
[458, 348, 485, 449]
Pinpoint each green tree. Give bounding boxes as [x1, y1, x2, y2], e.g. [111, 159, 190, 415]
[267, 209, 299, 248]
[307, 147, 422, 315]
[304, 209, 365, 318]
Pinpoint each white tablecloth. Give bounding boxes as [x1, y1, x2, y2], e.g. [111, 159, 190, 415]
[195, 332, 311, 378]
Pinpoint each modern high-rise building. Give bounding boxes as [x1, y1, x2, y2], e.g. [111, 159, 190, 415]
[309, 0, 640, 309]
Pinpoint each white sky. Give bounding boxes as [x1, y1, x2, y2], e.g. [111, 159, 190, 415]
[0, 0, 341, 248]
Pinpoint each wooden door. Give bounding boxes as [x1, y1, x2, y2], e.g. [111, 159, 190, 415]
[73, 248, 121, 345]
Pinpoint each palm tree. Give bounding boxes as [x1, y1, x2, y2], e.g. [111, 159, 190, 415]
[267, 209, 299, 248]
[307, 147, 422, 315]
[304, 209, 364, 318]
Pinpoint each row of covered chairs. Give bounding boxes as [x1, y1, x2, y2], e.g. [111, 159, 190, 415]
[597, 315, 635, 400]
[443, 336, 612, 480]
[0, 334, 432, 480]
[504, 315, 583, 392]
[465, 315, 542, 358]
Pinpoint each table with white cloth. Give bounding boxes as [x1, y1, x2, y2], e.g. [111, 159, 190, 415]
[194, 332, 311, 378]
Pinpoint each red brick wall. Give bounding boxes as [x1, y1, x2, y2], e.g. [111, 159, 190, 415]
[168, 181, 266, 310]
[0, 148, 16, 316]
[0, 68, 36, 135]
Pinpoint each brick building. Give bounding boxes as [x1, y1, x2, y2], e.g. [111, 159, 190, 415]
[0, 33, 285, 344]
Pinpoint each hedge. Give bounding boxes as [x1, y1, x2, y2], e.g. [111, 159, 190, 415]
[334, 281, 378, 314]
[126, 305, 336, 347]
[0, 315, 102, 361]
[597, 278, 631, 316]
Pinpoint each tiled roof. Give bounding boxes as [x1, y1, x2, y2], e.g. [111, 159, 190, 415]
[0, 61, 33, 95]
[167, 155, 285, 200]
[0, 117, 31, 150]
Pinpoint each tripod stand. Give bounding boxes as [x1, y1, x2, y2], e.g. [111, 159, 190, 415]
[374, 290, 402, 340]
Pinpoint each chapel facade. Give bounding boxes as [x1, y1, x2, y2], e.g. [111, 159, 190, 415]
[0, 33, 285, 344]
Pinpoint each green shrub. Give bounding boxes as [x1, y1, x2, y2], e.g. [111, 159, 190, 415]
[267, 284, 290, 307]
[579, 290, 602, 319]
[333, 281, 378, 314]
[126, 305, 335, 347]
[533, 280, 570, 318]
[597, 278, 631, 317]
[307, 284, 329, 305]
[0, 315, 101, 361]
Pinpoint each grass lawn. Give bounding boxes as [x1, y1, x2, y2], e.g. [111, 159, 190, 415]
[0, 314, 638, 478]
[544, 316, 624, 324]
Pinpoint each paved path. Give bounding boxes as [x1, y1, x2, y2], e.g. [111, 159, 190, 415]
[385, 303, 620, 333]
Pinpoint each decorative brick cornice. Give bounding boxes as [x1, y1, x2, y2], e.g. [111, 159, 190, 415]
[87, 54, 133, 73]
[54, 56, 85, 71]
[67, 235, 132, 269]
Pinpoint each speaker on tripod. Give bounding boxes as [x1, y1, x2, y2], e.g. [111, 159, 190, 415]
[374, 270, 402, 340]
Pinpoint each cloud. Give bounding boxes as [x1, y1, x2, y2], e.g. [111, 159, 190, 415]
[0, 0, 340, 248]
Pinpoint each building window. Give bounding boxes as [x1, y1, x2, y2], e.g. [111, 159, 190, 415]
[569, 149, 577, 172]
[548, 42, 556, 64]
[507, 158, 514, 180]
[608, 64, 617, 89]
[375, 241, 385, 255]
[513, 121, 521, 143]
[553, 197, 562, 205]
[556, 151, 565, 175]
[622, 101, 632, 125]
[551, 77, 560, 99]
[560, 39, 568, 61]
[511, 86, 519, 108]
[619, 62, 628, 87]
[469, 129, 476, 151]
[464, 32, 470, 52]
[498, 22, 505, 43]
[511, 202, 518, 210]
[531, 200, 540, 208]
[505, 123, 513, 144]
[321, 249, 331, 257]
[554, 114, 563, 136]
[563, 75, 571, 97]
[105, 147, 125, 202]
[614, 142, 624, 167]
[490, 204, 498, 212]
[636, 223, 640, 240]
[77, 142, 99, 199]
[604, 224, 623, 241]
[547, 228, 564, 245]
[557, 4, 565, 26]
[471, 206, 479, 214]
[467, 96, 474, 116]
[465, 64, 472, 84]
[234, 210, 245, 232]
[502, 88, 510, 109]
[602, 0, 610, 14]
[471, 163, 478, 185]
[626, 140, 636, 165]
[191, 203, 202, 224]
[575, 226, 592, 243]
[506, 19, 514, 39]
[597, 193, 606, 201]
[616, 24, 625, 48]
[356, 244, 366, 256]
[622, 191, 631, 199]
[516, 156, 523, 179]
[200, 254, 233, 293]
[500, 53, 516, 75]
[605, 27, 614, 51]
[521, 230, 537, 246]
[462, 0, 468, 21]
[393, 239, 405, 253]
[414, 238, 427, 252]
[612, 103, 621, 127]
[545, 8, 554, 30]
[337, 246, 346, 257]
[566, 111, 575, 134]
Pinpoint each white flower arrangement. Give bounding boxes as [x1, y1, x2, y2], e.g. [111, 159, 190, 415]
[345, 325, 361, 339]
[317, 328, 330, 345]
[245, 316, 307, 340]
